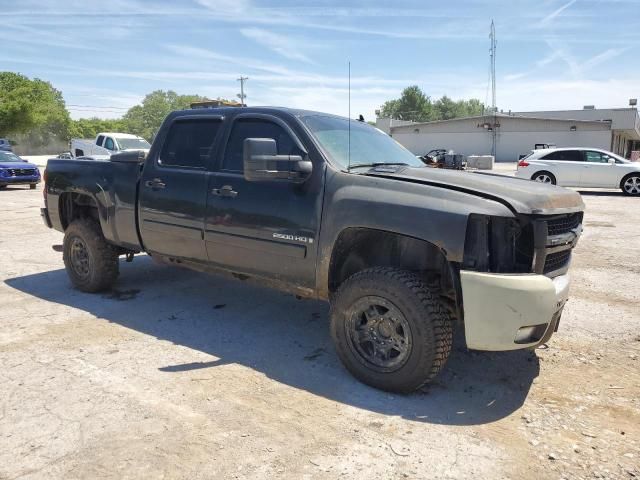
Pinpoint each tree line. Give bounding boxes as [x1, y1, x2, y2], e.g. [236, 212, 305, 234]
[0, 72, 211, 149]
[379, 85, 485, 123]
[1, 72, 485, 151]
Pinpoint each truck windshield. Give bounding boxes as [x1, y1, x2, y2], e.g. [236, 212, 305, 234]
[116, 138, 151, 150]
[301, 115, 424, 170]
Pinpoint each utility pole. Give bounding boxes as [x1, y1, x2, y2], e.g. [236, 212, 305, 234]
[489, 20, 497, 114]
[489, 20, 497, 157]
[237, 76, 248, 106]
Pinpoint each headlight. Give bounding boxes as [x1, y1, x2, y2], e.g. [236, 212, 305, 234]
[462, 214, 534, 273]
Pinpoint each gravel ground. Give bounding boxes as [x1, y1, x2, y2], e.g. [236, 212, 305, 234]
[1, 170, 639, 479]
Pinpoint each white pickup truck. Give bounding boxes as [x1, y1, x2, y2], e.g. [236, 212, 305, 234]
[70, 132, 151, 159]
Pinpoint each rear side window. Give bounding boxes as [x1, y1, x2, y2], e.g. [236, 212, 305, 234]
[222, 118, 300, 172]
[159, 119, 222, 168]
[542, 150, 582, 161]
[96, 135, 105, 146]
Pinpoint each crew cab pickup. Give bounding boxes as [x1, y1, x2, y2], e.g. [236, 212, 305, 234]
[70, 132, 151, 158]
[42, 107, 584, 392]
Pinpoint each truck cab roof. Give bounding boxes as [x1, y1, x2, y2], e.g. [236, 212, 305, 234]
[97, 132, 146, 139]
[170, 106, 343, 121]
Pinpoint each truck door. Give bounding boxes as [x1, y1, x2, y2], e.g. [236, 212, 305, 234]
[204, 114, 324, 289]
[139, 116, 223, 261]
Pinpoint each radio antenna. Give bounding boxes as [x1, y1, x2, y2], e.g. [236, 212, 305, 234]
[348, 61, 351, 170]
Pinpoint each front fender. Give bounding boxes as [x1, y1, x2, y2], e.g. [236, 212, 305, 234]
[315, 170, 514, 298]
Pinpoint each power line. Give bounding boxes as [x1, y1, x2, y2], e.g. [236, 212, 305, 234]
[66, 104, 129, 110]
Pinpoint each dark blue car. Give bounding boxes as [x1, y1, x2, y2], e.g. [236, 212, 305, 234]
[0, 138, 12, 152]
[0, 151, 41, 189]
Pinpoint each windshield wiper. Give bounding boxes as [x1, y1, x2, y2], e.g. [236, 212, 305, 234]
[346, 162, 409, 171]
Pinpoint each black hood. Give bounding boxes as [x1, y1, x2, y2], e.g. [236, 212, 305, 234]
[366, 166, 584, 215]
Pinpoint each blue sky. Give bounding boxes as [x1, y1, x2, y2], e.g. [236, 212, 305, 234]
[1, 0, 638, 120]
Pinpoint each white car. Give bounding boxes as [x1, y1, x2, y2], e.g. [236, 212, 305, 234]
[70, 133, 150, 159]
[515, 148, 640, 196]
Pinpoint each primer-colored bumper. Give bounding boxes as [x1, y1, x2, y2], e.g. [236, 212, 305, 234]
[461, 270, 570, 351]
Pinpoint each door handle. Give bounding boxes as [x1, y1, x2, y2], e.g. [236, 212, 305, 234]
[145, 178, 166, 189]
[211, 185, 238, 198]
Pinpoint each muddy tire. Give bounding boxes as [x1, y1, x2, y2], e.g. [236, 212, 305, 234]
[63, 218, 119, 292]
[330, 267, 453, 393]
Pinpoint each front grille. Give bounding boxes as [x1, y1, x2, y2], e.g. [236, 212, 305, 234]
[543, 250, 572, 274]
[7, 168, 36, 177]
[547, 213, 583, 236]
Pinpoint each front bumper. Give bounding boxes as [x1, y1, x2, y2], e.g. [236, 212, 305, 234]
[0, 176, 40, 185]
[460, 270, 570, 351]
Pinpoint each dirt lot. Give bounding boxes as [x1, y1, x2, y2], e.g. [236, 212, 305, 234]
[1, 176, 639, 479]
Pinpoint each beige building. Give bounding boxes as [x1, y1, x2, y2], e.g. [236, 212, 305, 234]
[377, 107, 640, 162]
[514, 108, 640, 159]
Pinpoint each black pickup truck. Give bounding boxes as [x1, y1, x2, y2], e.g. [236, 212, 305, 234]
[42, 107, 584, 392]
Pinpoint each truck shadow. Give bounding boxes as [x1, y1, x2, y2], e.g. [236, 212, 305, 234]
[5, 255, 539, 426]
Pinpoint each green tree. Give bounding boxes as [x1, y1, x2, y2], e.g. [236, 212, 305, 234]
[122, 90, 207, 140]
[380, 86, 484, 122]
[433, 95, 462, 120]
[69, 118, 127, 140]
[0, 72, 71, 138]
[379, 85, 435, 122]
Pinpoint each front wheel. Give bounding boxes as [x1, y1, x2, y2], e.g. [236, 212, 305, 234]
[63, 218, 119, 292]
[330, 267, 453, 393]
[621, 174, 640, 196]
[532, 171, 556, 184]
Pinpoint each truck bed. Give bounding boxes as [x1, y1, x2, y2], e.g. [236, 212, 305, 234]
[45, 155, 143, 251]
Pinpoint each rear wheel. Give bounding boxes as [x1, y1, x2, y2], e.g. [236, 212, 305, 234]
[29, 184, 36, 190]
[532, 171, 556, 185]
[330, 267, 453, 393]
[63, 218, 119, 292]
[621, 174, 640, 196]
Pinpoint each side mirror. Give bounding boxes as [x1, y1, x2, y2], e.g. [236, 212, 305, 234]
[243, 138, 312, 183]
[607, 157, 616, 164]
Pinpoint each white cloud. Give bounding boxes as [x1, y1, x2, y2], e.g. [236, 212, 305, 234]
[539, 0, 578, 26]
[240, 28, 312, 63]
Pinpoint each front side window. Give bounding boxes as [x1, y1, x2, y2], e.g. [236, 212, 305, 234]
[301, 115, 424, 170]
[584, 151, 608, 163]
[104, 137, 115, 150]
[542, 150, 582, 161]
[223, 118, 300, 172]
[159, 119, 221, 168]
